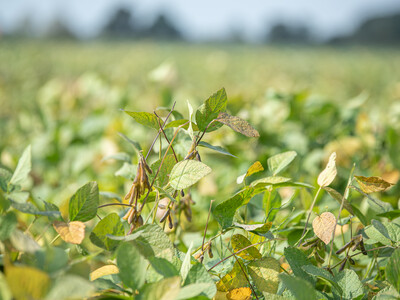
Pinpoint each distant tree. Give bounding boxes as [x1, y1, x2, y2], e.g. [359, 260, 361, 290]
[267, 23, 312, 44]
[102, 8, 137, 38]
[141, 13, 182, 40]
[44, 17, 76, 40]
[329, 13, 400, 45]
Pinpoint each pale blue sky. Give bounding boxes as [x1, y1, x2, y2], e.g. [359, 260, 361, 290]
[1, 0, 399, 41]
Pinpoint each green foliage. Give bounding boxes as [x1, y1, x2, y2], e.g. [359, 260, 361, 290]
[1, 81, 400, 300]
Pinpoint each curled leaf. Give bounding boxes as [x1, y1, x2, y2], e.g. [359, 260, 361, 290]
[53, 221, 86, 244]
[317, 152, 337, 187]
[354, 175, 394, 194]
[312, 212, 336, 244]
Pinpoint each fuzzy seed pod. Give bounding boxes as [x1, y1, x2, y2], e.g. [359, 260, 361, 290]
[314, 251, 325, 264]
[336, 240, 354, 255]
[167, 214, 173, 229]
[302, 236, 319, 247]
[207, 241, 213, 258]
[348, 257, 355, 265]
[339, 258, 347, 272]
[159, 208, 170, 223]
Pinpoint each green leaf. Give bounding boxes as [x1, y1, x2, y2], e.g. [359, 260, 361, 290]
[267, 151, 297, 176]
[198, 141, 236, 158]
[364, 224, 392, 245]
[372, 286, 400, 300]
[108, 224, 175, 261]
[180, 242, 193, 281]
[101, 152, 131, 163]
[195, 88, 227, 132]
[335, 269, 364, 300]
[184, 263, 217, 299]
[302, 265, 342, 294]
[114, 162, 136, 180]
[118, 132, 142, 153]
[9, 145, 31, 187]
[215, 112, 260, 137]
[45, 275, 94, 300]
[283, 247, 314, 284]
[386, 248, 400, 291]
[251, 176, 292, 188]
[233, 222, 272, 237]
[351, 204, 368, 226]
[33, 247, 69, 274]
[0, 167, 12, 192]
[323, 187, 354, 215]
[123, 111, 159, 130]
[149, 154, 176, 188]
[147, 257, 179, 280]
[377, 210, 400, 220]
[137, 276, 181, 300]
[10, 200, 60, 217]
[279, 273, 317, 300]
[100, 191, 122, 203]
[69, 181, 99, 222]
[169, 160, 211, 190]
[386, 222, 400, 242]
[90, 213, 125, 251]
[177, 283, 215, 300]
[231, 234, 262, 260]
[248, 257, 280, 293]
[0, 212, 17, 241]
[213, 187, 254, 229]
[117, 242, 148, 290]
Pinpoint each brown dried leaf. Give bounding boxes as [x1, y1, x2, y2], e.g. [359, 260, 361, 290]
[312, 212, 336, 244]
[216, 112, 260, 137]
[53, 220, 85, 244]
[317, 152, 337, 187]
[354, 175, 394, 194]
[226, 287, 252, 300]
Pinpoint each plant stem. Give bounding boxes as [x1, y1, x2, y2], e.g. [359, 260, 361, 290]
[200, 200, 214, 263]
[154, 111, 178, 162]
[98, 203, 132, 209]
[299, 186, 322, 245]
[50, 234, 60, 245]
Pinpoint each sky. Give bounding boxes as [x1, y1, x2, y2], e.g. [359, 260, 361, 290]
[1, 0, 400, 41]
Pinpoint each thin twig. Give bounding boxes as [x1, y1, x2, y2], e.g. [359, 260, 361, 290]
[298, 186, 322, 246]
[138, 122, 189, 214]
[200, 200, 214, 263]
[98, 203, 132, 209]
[154, 111, 179, 162]
[195, 120, 215, 146]
[145, 102, 176, 160]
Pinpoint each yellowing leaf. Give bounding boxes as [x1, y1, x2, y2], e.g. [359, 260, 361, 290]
[354, 175, 394, 194]
[53, 220, 85, 244]
[226, 287, 252, 300]
[237, 161, 264, 184]
[5, 265, 50, 300]
[216, 261, 248, 292]
[231, 234, 262, 260]
[312, 212, 336, 244]
[317, 152, 337, 187]
[90, 265, 119, 281]
[248, 257, 280, 294]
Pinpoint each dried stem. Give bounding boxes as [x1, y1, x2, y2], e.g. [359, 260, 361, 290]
[154, 111, 178, 162]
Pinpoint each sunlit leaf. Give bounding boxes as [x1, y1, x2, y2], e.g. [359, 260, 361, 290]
[226, 287, 252, 300]
[248, 257, 280, 293]
[169, 160, 211, 190]
[312, 212, 336, 244]
[284, 247, 315, 284]
[123, 111, 159, 130]
[9, 229, 40, 253]
[177, 283, 216, 300]
[233, 222, 272, 237]
[9, 145, 31, 187]
[317, 152, 337, 187]
[90, 265, 119, 281]
[354, 175, 394, 194]
[180, 242, 193, 282]
[0, 272, 12, 300]
[335, 269, 364, 300]
[216, 261, 248, 292]
[184, 263, 217, 299]
[237, 161, 264, 184]
[69, 181, 99, 222]
[45, 275, 94, 300]
[53, 220, 85, 244]
[231, 234, 261, 260]
[195, 88, 227, 132]
[216, 112, 259, 137]
[267, 151, 297, 176]
[250, 176, 291, 188]
[137, 276, 181, 300]
[149, 154, 176, 188]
